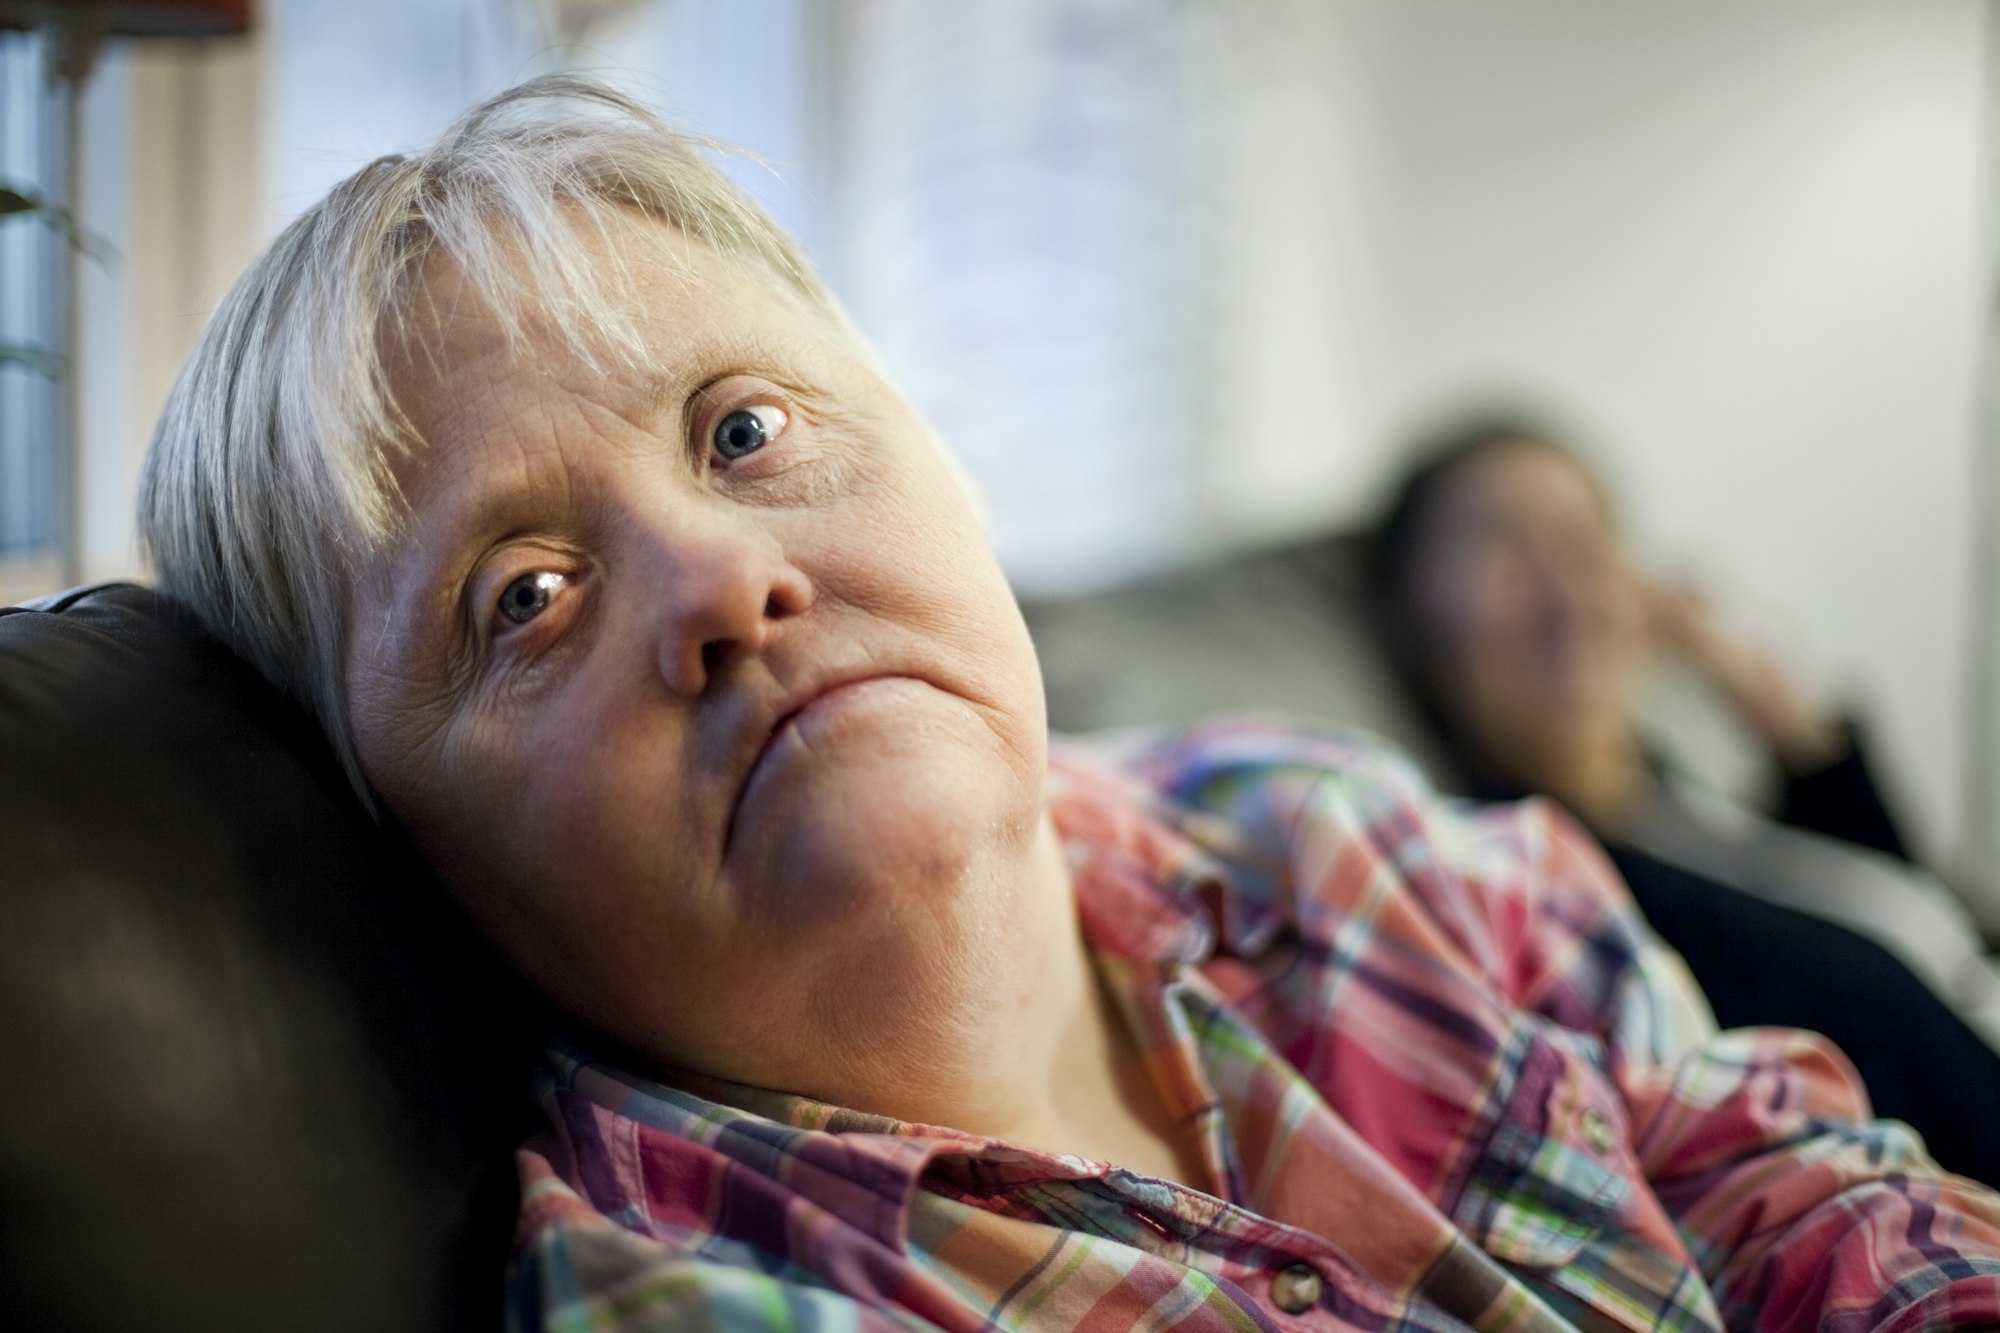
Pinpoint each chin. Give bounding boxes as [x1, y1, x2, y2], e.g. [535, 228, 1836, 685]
[715, 733, 1040, 1081]
[729, 696, 1039, 931]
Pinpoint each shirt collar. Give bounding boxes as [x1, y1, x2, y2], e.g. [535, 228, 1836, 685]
[544, 1041, 1157, 1252]
[1048, 740, 1294, 967]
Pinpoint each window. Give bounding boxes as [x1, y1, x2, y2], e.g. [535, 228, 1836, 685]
[0, 27, 69, 595]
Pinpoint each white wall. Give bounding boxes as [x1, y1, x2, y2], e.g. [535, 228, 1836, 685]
[60, 34, 266, 591]
[1200, 0, 1990, 872]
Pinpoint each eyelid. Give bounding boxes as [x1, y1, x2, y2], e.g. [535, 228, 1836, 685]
[689, 376, 798, 463]
[469, 550, 584, 645]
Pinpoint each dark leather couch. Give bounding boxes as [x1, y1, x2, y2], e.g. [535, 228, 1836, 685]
[0, 584, 551, 1331]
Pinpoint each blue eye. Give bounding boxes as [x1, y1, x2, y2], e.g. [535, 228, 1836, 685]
[712, 404, 787, 461]
[498, 571, 565, 625]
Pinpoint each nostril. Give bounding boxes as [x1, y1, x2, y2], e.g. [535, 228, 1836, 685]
[700, 640, 728, 679]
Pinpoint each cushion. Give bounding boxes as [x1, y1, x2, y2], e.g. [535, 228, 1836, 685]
[1024, 536, 1455, 780]
[0, 584, 550, 1331]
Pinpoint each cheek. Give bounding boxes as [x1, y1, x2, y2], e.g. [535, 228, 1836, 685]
[835, 452, 1039, 674]
[1596, 576, 1653, 664]
[360, 663, 691, 927]
[1412, 551, 1517, 655]
[388, 700, 735, 1032]
[922, 505, 1047, 733]
[454, 696, 669, 879]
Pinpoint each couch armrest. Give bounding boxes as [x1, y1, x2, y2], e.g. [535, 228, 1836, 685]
[0, 585, 550, 1332]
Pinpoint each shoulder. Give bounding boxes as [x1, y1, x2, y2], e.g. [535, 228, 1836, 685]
[1055, 717, 1708, 1058]
[1056, 714, 1429, 801]
[1055, 715, 1589, 926]
[1051, 715, 1456, 882]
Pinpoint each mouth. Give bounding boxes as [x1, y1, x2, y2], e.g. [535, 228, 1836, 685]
[722, 673, 914, 856]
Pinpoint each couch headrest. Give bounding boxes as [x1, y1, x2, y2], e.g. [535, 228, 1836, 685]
[0, 585, 550, 1331]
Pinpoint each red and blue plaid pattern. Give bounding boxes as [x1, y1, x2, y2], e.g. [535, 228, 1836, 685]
[509, 721, 2000, 1332]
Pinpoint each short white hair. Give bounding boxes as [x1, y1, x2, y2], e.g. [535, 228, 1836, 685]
[139, 75, 868, 797]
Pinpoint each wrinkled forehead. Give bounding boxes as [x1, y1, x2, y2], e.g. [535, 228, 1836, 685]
[375, 210, 841, 493]
[385, 211, 806, 389]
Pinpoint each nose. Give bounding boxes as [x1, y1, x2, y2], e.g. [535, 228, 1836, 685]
[648, 510, 814, 698]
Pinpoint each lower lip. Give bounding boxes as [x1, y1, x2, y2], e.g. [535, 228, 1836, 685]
[739, 675, 927, 808]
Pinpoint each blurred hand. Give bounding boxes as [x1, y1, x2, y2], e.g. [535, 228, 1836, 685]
[1644, 579, 1845, 773]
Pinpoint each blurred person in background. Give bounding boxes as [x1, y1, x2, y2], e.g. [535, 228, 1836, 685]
[1362, 415, 2000, 1176]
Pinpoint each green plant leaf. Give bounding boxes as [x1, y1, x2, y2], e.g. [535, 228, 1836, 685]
[51, 213, 115, 267]
[0, 344, 64, 378]
[0, 180, 115, 267]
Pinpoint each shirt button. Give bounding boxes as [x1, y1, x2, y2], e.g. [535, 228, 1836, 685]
[1270, 1263, 1322, 1314]
[1581, 1108, 1617, 1154]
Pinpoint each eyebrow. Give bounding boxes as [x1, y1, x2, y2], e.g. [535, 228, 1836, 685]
[633, 367, 696, 433]
[599, 352, 738, 448]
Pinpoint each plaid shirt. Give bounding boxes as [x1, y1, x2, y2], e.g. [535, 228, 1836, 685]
[509, 722, 2000, 1332]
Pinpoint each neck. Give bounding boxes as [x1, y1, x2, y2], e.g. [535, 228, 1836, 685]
[1472, 711, 1651, 835]
[803, 816, 1207, 1189]
[991, 913, 1207, 1188]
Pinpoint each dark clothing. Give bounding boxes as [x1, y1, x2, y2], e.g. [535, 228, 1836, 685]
[1607, 846, 2000, 1185]
[1773, 720, 1913, 864]
[1465, 725, 2000, 1185]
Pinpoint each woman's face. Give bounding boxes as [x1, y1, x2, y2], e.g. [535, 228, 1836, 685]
[1401, 438, 1650, 752]
[342, 210, 1050, 1087]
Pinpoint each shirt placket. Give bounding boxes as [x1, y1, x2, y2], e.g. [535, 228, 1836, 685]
[1053, 1170, 1495, 1333]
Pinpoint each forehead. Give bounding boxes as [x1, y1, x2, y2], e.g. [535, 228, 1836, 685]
[1433, 440, 1611, 529]
[384, 210, 829, 427]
